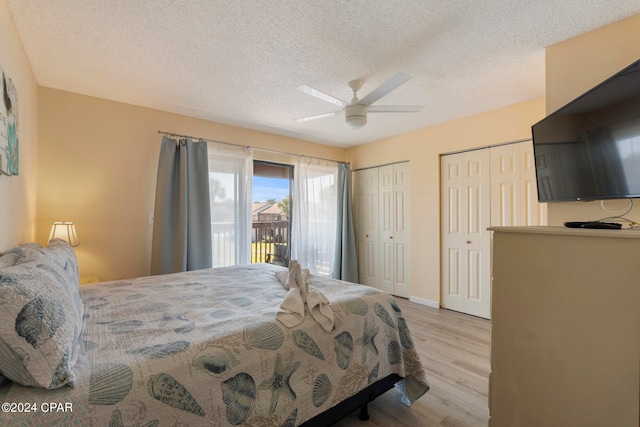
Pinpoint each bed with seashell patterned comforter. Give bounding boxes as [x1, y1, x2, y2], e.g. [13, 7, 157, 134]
[0, 263, 429, 426]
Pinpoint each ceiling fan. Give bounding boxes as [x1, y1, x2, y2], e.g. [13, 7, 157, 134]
[295, 73, 424, 129]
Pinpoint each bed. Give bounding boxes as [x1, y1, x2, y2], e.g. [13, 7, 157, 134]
[0, 240, 429, 426]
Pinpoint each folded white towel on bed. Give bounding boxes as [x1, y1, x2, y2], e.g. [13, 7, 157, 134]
[275, 260, 305, 291]
[276, 288, 305, 328]
[306, 288, 334, 332]
[275, 269, 290, 289]
[276, 261, 305, 328]
[275, 260, 333, 332]
[297, 268, 309, 301]
[275, 261, 308, 294]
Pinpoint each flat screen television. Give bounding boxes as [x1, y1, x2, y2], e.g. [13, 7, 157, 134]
[532, 60, 640, 202]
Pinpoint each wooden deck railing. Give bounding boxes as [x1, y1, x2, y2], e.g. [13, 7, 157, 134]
[251, 220, 289, 264]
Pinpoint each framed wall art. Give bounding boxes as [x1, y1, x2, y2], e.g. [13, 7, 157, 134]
[1, 65, 18, 176]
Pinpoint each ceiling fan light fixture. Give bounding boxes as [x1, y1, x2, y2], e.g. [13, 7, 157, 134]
[344, 104, 367, 129]
[297, 73, 422, 129]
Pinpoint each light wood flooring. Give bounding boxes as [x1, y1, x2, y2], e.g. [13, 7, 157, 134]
[334, 298, 491, 427]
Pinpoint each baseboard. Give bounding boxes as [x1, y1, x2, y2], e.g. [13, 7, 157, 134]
[409, 296, 440, 309]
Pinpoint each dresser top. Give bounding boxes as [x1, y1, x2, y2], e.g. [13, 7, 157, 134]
[488, 226, 640, 239]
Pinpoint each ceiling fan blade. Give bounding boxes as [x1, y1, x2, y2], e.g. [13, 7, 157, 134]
[368, 105, 424, 113]
[295, 110, 340, 122]
[297, 85, 348, 107]
[359, 73, 412, 106]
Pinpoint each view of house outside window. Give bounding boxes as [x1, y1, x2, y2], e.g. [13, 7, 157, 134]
[252, 162, 292, 265]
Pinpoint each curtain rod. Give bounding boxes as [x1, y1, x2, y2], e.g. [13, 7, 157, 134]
[157, 130, 349, 165]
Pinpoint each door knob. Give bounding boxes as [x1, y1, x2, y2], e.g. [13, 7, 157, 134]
[466, 240, 472, 244]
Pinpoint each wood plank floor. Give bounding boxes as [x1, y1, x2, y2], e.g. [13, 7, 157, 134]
[334, 298, 491, 427]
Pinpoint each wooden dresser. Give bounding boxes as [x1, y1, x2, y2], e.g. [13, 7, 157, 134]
[489, 226, 640, 427]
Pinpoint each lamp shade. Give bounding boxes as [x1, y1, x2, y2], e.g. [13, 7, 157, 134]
[48, 222, 79, 247]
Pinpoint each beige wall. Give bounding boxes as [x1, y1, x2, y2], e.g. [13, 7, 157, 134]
[37, 88, 544, 296]
[0, 1, 38, 250]
[347, 98, 546, 303]
[545, 14, 640, 225]
[37, 88, 346, 281]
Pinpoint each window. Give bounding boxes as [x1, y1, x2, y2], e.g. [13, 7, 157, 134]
[251, 161, 293, 266]
[208, 144, 252, 267]
[291, 159, 338, 276]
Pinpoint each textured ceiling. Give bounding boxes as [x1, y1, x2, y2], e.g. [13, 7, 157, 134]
[5, 1, 640, 147]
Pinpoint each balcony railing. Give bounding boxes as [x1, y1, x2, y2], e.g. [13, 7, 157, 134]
[251, 220, 289, 265]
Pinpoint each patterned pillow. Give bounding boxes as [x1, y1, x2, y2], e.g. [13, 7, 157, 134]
[0, 247, 22, 268]
[44, 239, 81, 295]
[0, 240, 83, 389]
[22, 242, 44, 250]
[0, 243, 43, 269]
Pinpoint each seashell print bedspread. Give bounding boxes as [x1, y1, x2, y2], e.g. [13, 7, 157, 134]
[0, 264, 429, 426]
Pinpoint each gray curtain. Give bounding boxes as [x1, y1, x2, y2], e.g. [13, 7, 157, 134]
[333, 163, 358, 282]
[151, 136, 212, 275]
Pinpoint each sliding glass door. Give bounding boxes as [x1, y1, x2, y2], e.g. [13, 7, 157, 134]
[251, 161, 293, 266]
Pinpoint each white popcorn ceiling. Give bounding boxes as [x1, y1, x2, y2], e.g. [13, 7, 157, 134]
[5, 1, 640, 147]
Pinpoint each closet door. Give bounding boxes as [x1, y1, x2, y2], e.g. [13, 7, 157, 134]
[392, 163, 410, 298]
[353, 168, 379, 288]
[441, 150, 492, 318]
[490, 141, 547, 227]
[441, 141, 547, 319]
[379, 163, 410, 298]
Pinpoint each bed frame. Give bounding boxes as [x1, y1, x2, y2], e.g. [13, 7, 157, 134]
[302, 374, 401, 426]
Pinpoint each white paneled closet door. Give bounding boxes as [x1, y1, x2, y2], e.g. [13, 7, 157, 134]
[379, 163, 410, 298]
[353, 162, 410, 298]
[353, 168, 379, 288]
[490, 141, 547, 227]
[441, 149, 492, 319]
[441, 141, 547, 319]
